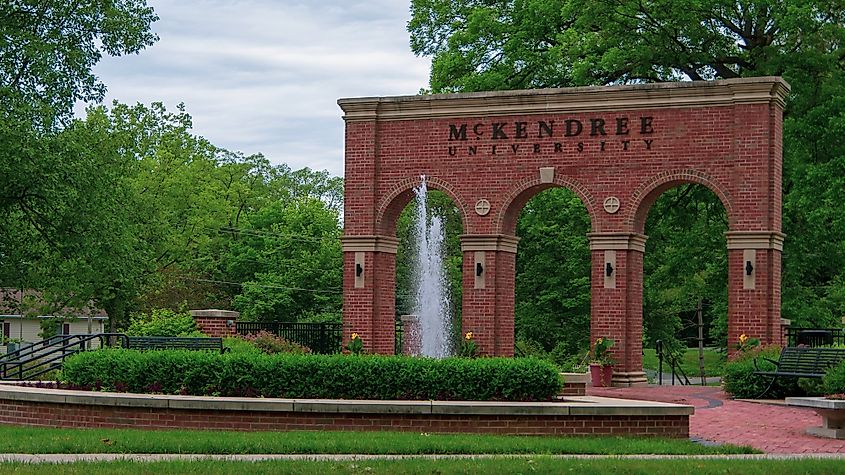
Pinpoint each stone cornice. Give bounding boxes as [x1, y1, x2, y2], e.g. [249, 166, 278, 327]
[588, 233, 648, 253]
[338, 77, 790, 122]
[341, 235, 400, 254]
[725, 231, 785, 251]
[460, 234, 520, 254]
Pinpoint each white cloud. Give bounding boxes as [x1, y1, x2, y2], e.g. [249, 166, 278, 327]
[82, 0, 431, 177]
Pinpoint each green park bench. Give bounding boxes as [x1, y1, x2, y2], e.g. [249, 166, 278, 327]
[125, 336, 227, 354]
[753, 346, 845, 398]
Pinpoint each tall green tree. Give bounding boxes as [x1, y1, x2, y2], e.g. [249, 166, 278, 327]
[225, 197, 343, 322]
[409, 0, 845, 348]
[1, 0, 158, 125]
[1, 0, 158, 319]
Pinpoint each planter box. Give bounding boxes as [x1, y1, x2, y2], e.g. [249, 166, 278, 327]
[558, 372, 588, 396]
[589, 364, 614, 387]
[785, 397, 845, 439]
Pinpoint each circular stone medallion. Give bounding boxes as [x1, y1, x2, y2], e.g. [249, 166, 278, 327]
[603, 196, 621, 214]
[475, 199, 491, 216]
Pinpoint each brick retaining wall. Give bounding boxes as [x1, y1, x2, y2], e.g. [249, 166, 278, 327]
[0, 386, 690, 437]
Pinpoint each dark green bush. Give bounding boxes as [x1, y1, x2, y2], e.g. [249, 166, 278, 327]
[125, 309, 203, 337]
[823, 361, 845, 396]
[722, 345, 802, 398]
[61, 350, 562, 401]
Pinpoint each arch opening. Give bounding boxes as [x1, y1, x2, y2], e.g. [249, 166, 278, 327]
[640, 183, 729, 379]
[394, 186, 465, 356]
[512, 185, 593, 366]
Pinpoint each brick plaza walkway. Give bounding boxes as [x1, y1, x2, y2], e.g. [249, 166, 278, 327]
[587, 385, 845, 453]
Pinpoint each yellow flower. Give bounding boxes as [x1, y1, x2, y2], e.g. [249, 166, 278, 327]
[596, 338, 603, 345]
[739, 334, 748, 344]
[465, 331, 473, 340]
[351, 333, 359, 340]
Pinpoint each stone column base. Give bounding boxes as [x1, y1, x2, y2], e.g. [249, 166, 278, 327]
[611, 371, 649, 387]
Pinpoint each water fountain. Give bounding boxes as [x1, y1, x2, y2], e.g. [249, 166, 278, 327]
[411, 176, 453, 358]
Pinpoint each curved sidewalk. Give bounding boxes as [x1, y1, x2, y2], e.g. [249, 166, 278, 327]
[588, 385, 845, 454]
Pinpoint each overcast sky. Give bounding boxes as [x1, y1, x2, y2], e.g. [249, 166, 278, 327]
[82, 0, 430, 177]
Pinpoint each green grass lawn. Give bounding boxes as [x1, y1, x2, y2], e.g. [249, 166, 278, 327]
[0, 426, 755, 455]
[0, 458, 841, 474]
[642, 347, 725, 378]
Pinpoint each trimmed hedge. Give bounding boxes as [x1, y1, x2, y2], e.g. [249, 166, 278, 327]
[722, 345, 802, 399]
[60, 350, 562, 401]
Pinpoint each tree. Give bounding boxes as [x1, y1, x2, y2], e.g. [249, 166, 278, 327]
[409, 0, 845, 347]
[410, 1, 844, 90]
[0, 0, 158, 322]
[0, 0, 158, 126]
[225, 197, 343, 322]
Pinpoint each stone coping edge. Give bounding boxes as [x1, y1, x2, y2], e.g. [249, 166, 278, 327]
[0, 385, 692, 417]
[786, 397, 845, 410]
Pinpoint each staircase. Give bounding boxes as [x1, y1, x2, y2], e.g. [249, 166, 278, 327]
[0, 333, 127, 381]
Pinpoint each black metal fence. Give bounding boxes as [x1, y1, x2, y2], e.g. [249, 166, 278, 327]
[785, 328, 845, 347]
[236, 321, 405, 355]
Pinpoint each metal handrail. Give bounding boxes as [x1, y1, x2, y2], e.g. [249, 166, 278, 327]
[0, 333, 128, 380]
[655, 339, 692, 386]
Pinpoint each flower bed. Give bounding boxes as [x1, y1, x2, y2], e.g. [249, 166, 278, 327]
[61, 349, 562, 401]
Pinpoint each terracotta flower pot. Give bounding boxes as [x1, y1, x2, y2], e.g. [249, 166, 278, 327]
[589, 364, 613, 387]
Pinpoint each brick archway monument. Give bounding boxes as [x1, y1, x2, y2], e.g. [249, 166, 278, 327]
[339, 77, 789, 386]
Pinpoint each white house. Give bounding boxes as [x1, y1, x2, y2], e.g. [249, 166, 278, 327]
[1, 289, 108, 353]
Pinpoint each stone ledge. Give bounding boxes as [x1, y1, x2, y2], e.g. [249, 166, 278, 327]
[786, 397, 845, 410]
[0, 385, 692, 417]
[339, 77, 790, 122]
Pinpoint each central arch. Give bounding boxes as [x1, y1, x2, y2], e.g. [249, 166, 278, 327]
[339, 78, 789, 386]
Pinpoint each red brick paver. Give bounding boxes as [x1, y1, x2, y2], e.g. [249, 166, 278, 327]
[588, 385, 845, 454]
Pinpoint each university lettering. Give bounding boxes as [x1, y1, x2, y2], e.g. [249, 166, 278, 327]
[445, 116, 656, 156]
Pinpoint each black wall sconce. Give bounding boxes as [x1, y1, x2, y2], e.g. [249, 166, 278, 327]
[476, 262, 484, 277]
[356, 263, 363, 277]
[605, 262, 614, 277]
[745, 260, 754, 276]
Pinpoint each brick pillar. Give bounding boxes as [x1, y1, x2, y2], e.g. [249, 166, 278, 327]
[341, 235, 399, 354]
[726, 231, 785, 353]
[588, 233, 648, 387]
[460, 234, 519, 356]
[190, 309, 238, 337]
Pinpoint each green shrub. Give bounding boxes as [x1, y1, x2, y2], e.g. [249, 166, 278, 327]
[722, 345, 802, 398]
[223, 337, 263, 355]
[823, 361, 845, 396]
[125, 309, 203, 337]
[61, 350, 561, 401]
[240, 331, 311, 355]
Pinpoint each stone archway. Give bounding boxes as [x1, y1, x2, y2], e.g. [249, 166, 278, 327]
[339, 78, 789, 386]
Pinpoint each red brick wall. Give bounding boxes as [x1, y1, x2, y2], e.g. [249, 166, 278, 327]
[0, 400, 687, 437]
[341, 80, 786, 377]
[190, 311, 239, 338]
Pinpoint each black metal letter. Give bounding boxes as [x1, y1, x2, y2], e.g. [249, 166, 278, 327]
[590, 118, 606, 136]
[565, 119, 583, 137]
[538, 121, 554, 138]
[640, 116, 654, 134]
[515, 122, 528, 139]
[616, 117, 630, 135]
[449, 124, 467, 141]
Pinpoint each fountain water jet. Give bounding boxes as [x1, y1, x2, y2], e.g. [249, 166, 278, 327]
[411, 176, 453, 358]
